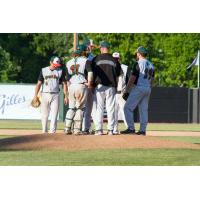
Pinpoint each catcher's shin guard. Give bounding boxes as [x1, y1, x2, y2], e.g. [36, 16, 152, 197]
[65, 108, 76, 132]
[73, 107, 85, 133]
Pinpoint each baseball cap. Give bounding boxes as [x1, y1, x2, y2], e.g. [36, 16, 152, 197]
[112, 52, 120, 58]
[50, 56, 61, 67]
[74, 45, 83, 54]
[100, 41, 110, 48]
[136, 46, 148, 54]
[84, 39, 91, 46]
[78, 44, 87, 51]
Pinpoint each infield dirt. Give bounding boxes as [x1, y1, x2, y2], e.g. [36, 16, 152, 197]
[0, 133, 199, 151]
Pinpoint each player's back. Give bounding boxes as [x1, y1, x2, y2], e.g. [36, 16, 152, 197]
[66, 56, 87, 84]
[93, 53, 121, 87]
[137, 58, 154, 88]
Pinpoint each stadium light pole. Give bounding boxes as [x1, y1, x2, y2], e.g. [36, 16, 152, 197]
[73, 33, 78, 51]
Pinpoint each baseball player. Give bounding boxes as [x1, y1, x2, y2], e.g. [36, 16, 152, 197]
[121, 46, 154, 135]
[112, 52, 129, 134]
[65, 45, 93, 135]
[33, 56, 68, 134]
[84, 39, 95, 61]
[92, 41, 122, 135]
[82, 40, 98, 134]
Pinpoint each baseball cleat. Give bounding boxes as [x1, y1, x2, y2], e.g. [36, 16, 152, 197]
[64, 129, 72, 135]
[107, 130, 114, 135]
[136, 131, 146, 136]
[90, 130, 96, 135]
[120, 129, 135, 134]
[94, 131, 103, 136]
[113, 131, 120, 135]
[82, 130, 90, 135]
[73, 132, 83, 136]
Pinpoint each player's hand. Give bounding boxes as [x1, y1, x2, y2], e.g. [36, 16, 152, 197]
[85, 82, 93, 88]
[122, 92, 129, 101]
[64, 97, 68, 105]
[88, 84, 93, 89]
[33, 95, 39, 102]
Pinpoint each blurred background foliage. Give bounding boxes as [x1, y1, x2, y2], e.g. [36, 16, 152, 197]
[0, 33, 199, 87]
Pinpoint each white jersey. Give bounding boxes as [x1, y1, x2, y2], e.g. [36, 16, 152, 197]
[41, 67, 63, 93]
[66, 56, 87, 84]
[117, 63, 128, 92]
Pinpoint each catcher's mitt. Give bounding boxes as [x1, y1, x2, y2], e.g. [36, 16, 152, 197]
[31, 97, 41, 108]
[122, 92, 129, 101]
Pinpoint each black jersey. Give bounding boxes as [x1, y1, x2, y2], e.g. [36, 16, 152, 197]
[92, 53, 122, 87]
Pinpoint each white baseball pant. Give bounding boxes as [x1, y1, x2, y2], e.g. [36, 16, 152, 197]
[113, 93, 128, 133]
[65, 83, 88, 133]
[41, 93, 60, 133]
[95, 84, 116, 132]
[82, 88, 97, 131]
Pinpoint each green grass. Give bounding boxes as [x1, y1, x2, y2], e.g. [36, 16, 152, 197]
[0, 135, 15, 139]
[0, 120, 199, 131]
[0, 149, 200, 166]
[160, 136, 200, 144]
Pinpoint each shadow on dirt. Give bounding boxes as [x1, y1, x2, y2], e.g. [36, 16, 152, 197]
[0, 134, 52, 150]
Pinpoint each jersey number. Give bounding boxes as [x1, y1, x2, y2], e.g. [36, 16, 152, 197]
[70, 64, 80, 75]
[144, 68, 153, 79]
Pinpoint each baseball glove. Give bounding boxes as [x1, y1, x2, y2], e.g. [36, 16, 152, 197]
[122, 92, 129, 101]
[31, 96, 41, 108]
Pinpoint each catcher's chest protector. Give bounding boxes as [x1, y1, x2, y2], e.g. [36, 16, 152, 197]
[66, 57, 87, 84]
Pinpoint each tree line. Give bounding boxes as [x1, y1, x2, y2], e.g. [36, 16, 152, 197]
[0, 33, 199, 88]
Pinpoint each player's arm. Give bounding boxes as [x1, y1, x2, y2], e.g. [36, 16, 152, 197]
[60, 69, 69, 105]
[62, 81, 68, 105]
[34, 81, 42, 98]
[115, 60, 122, 77]
[85, 59, 94, 88]
[34, 69, 43, 99]
[124, 75, 136, 93]
[124, 62, 139, 93]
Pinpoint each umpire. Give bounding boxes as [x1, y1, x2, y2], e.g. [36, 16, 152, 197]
[92, 41, 122, 135]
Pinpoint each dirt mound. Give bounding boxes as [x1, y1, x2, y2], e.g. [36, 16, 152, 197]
[1, 129, 200, 136]
[0, 134, 199, 151]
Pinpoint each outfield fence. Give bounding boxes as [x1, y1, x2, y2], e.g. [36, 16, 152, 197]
[0, 84, 199, 123]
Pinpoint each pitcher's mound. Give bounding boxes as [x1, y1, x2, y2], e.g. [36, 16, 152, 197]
[0, 134, 199, 151]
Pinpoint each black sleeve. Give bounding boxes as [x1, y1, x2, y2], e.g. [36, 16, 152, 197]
[125, 69, 130, 85]
[65, 68, 72, 82]
[59, 70, 66, 83]
[115, 60, 122, 77]
[38, 69, 44, 83]
[131, 62, 139, 77]
[152, 70, 155, 78]
[85, 60, 93, 72]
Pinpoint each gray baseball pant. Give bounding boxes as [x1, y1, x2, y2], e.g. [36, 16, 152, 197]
[124, 86, 151, 132]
